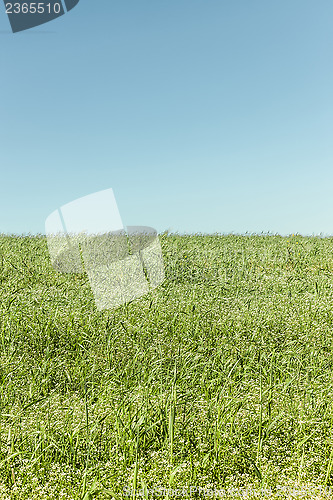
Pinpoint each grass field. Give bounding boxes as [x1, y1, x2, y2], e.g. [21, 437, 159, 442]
[1, 233, 333, 499]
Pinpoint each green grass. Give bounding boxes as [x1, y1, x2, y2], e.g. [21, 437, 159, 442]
[1, 233, 333, 498]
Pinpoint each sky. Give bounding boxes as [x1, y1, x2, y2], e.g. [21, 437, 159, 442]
[0, 0, 332, 236]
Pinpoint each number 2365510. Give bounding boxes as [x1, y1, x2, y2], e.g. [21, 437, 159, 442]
[5, 3, 62, 14]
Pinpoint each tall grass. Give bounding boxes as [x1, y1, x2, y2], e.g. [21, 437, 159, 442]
[0, 233, 333, 498]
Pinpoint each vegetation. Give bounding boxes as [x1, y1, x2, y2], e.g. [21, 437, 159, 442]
[1, 233, 333, 499]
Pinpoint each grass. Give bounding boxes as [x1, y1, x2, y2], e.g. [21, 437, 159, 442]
[1, 232, 333, 498]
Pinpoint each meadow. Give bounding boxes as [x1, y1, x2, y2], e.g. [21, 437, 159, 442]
[1, 233, 333, 499]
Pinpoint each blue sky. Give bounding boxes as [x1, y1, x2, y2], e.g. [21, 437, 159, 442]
[0, 0, 332, 236]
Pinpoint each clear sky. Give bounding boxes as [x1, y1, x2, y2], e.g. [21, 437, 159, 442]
[0, 0, 332, 236]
